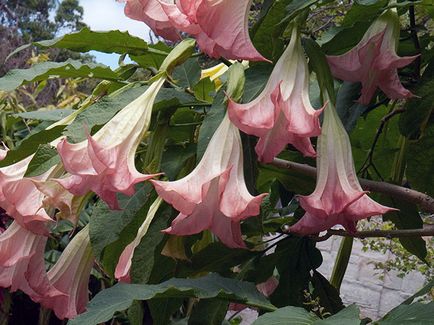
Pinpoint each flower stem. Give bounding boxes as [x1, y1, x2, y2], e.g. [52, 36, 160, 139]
[329, 237, 353, 292]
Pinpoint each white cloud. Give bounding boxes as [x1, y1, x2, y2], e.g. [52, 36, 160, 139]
[79, 0, 151, 41]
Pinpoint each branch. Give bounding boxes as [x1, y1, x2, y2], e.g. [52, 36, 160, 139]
[310, 225, 434, 242]
[270, 158, 434, 213]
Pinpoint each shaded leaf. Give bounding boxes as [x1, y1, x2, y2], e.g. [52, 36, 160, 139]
[0, 125, 65, 167]
[14, 109, 76, 122]
[68, 274, 276, 325]
[377, 302, 434, 325]
[24, 144, 60, 177]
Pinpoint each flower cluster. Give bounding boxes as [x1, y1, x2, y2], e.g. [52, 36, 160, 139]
[0, 3, 414, 321]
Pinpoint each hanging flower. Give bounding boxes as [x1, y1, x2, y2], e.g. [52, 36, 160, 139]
[0, 157, 55, 235]
[36, 225, 94, 320]
[0, 222, 64, 300]
[56, 78, 165, 210]
[326, 9, 418, 105]
[151, 114, 266, 249]
[160, 0, 268, 61]
[123, 0, 180, 41]
[115, 197, 163, 282]
[122, 0, 267, 61]
[289, 101, 395, 235]
[228, 25, 323, 162]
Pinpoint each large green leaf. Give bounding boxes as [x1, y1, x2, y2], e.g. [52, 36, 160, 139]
[335, 82, 369, 132]
[0, 125, 65, 167]
[406, 124, 434, 198]
[172, 58, 201, 89]
[0, 59, 119, 92]
[381, 197, 427, 262]
[399, 62, 434, 139]
[24, 144, 60, 177]
[251, 0, 293, 61]
[376, 302, 434, 325]
[177, 243, 256, 277]
[196, 91, 226, 160]
[253, 305, 361, 325]
[188, 299, 229, 325]
[33, 28, 152, 55]
[130, 206, 172, 284]
[89, 184, 156, 275]
[68, 274, 276, 325]
[14, 109, 76, 122]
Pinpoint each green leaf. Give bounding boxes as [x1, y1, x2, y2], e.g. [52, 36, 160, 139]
[188, 299, 229, 325]
[33, 28, 151, 55]
[196, 91, 226, 160]
[226, 63, 246, 103]
[399, 62, 434, 139]
[172, 58, 201, 89]
[243, 64, 272, 103]
[283, 0, 320, 23]
[381, 197, 427, 262]
[14, 109, 76, 122]
[130, 207, 171, 284]
[130, 42, 172, 69]
[89, 184, 155, 275]
[64, 85, 198, 143]
[253, 305, 361, 325]
[177, 243, 256, 277]
[68, 274, 276, 325]
[251, 0, 292, 61]
[406, 124, 434, 198]
[160, 39, 196, 74]
[335, 82, 369, 132]
[193, 77, 215, 103]
[376, 302, 434, 325]
[0, 59, 119, 92]
[311, 271, 345, 315]
[270, 238, 323, 308]
[342, 0, 388, 27]
[0, 125, 65, 167]
[161, 144, 197, 181]
[303, 38, 336, 101]
[24, 144, 60, 177]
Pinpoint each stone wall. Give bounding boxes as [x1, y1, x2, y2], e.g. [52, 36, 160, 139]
[316, 237, 426, 320]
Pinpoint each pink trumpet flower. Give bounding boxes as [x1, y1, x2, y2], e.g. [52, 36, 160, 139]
[326, 9, 418, 105]
[123, 0, 180, 41]
[228, 25, 323, 163]
[37, 225, 94, 320]
[57, 78, 165, 210]
[160, 0, 268, 61]
[115, 198, 163, 282]
[0, 222, 63, 300]
[289, 101, 395, 235]
[0, 156, 55, 235]
[152, 114, 266, 248]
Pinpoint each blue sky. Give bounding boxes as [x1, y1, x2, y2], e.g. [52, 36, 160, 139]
[79, 0, 151, 68]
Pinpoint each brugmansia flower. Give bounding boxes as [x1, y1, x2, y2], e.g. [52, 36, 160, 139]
[57, 78, 165, 210]
[326, 9, 418, 105]
[228, 25, 323, 162]
[37, 225, 94, 320]
[123, 0, 180, 41]
[0, 222, 63, 300]
[115, 197, 162, 282]
[161, 0, 268, 61]
[123, 0, 267, 61]
[152, 114, 266, 248]
[0, 157, 55, 235]
[289, 101, 394, 235]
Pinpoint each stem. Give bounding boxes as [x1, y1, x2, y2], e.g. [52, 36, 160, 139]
[329, 237, 353, 292]
[270, 158, 434, 213]
[309, 225, 434, 241]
